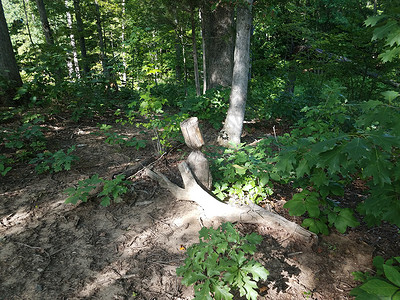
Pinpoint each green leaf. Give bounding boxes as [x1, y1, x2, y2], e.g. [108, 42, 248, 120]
[296, 158, 310, 178]
[383, 264, 400, 287]
[382, 90, 400, 103]
[305, 192, 320, 218]
[360, 279, 399, 297]
[194, 280, 213, 300]
[242, 262, 269, 281]
[302, 218, 329, 235]
[283, 193, 307, 216]
[335, 208, 360, 233]
[365, 15, 385, 27]
[212, 282, 233, 300]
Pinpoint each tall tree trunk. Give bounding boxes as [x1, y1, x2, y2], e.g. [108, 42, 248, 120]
[200, 8, 207, 94]
[94, 0, 109, 79]
[0, 0, 23, 106]
[65, 0, 80, 78]
[218, 0, 253, 147]
[35, 0, 54, 45]
[201, 1, 234, 90]
[121, 0, 127, 85]
[73, 0, 89, 76]
[22, 0, 34, 45]
[191, 6, 201, 96]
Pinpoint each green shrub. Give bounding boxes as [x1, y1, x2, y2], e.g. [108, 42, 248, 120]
[177, 222, 269, 300]
[351, 256, 400, 299]
[29, 146, 78, 174]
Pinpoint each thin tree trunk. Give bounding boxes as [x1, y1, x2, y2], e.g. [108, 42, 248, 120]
[191, 6, 201, 96]
[0, 0, 23, 106]
[22, 0, 34, 45]
[121, 0, 127, 85]
[35, 0, 54, 45]
[94, 0, 109, 79]
[218, 0, 253, 147]
[200, 8, 207, 94]
[65, 0, 80, 78]
[73, 0, 89, 76]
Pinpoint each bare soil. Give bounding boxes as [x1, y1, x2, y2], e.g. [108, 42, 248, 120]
[1, 116, 399, 300]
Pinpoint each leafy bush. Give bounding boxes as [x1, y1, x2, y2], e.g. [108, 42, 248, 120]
[178, 87, 229, 129]
[176, 222, 269, 300]
[64, 174, 128, 207]
[95, 124, 146, 149]
[351, 256, 400, 299]
[29, 146, 78, 174]
[209, 142, 275, 204]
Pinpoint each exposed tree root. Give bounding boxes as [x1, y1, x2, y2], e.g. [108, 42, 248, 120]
[145, 161, 317, 245]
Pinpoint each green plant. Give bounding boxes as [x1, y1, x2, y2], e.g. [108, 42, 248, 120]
[210, 142, 275, 204]
[351, 256, 400, 299]
[96, 124, 146, 150]
[2, 119, 46, 152]
[64, 174, 128, 207]
[120, 85, 188, 153]
[29, 146, 78, 174]
[176, 222, 269, 300]
[0, 155, 12, 176]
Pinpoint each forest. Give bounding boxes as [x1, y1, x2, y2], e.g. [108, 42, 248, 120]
[0, 0, 399, 299]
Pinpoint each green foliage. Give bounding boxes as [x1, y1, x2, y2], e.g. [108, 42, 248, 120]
[2, 119, 46, 153]
[64, 174, 128, 207]
[351, 256, 400, 300]
[210, 142, 275, 204]
[176, 222, 269, 300]
[29, 146, 78, 174]
[0, 155, 12, 176]
[120, 85, 188, 153]
[178, 87, 229, 129]
[365, 4, 400, 63]
[95, 124, 146, 150]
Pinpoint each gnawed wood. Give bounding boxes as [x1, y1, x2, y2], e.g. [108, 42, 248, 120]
[145, 161, 317, 243]
[180, 117, 212, 189]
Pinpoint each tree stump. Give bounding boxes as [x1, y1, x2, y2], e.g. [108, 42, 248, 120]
[180, 117, 212, 189]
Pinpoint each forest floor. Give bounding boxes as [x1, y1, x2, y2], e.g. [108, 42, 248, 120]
[1, 113, 399, 300]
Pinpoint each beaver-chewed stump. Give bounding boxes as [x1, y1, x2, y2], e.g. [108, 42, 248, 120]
[145, 117, 317, 245]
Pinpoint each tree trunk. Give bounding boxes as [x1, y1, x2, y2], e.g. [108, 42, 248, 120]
[65, 0, 80, 79]
[35, 0, 54, 45]
[218, 0, 253, 147]
[201, 1, 234, 90]
[73, 0, 89, 76]
[200, 8, 207, 94]
[94, 0, 109, 79]
[22, 0, 34, 45]
[0, 0, 23, 106]
[191, 6, 201, 96]
[121, 0, 127, 85]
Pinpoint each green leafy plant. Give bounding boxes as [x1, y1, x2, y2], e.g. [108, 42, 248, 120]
[176, 222, 269, 300]
[96, 124, 146, 150]
[351, 256, 400, 299]
[0, 155, 12, 176]
[210, 141, 275, 204]
[64, 174, 128, 207]
[29, 146, 78, 174]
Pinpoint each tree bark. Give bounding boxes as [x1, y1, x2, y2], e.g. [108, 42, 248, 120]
[35, 0, 54, 45]
[65, 0, 80, 78]
[201, 1, 234, 90]
[191, 6, 201, 96]
[218, 0, 253, 147]
[94, 0, 109, 79]
[22, 0, 34, 46]
[73, 0, 89, 76]
[0, 0, 23, 106]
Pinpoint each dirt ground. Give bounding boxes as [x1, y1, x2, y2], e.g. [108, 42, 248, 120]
[1, 115, 399, 300]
